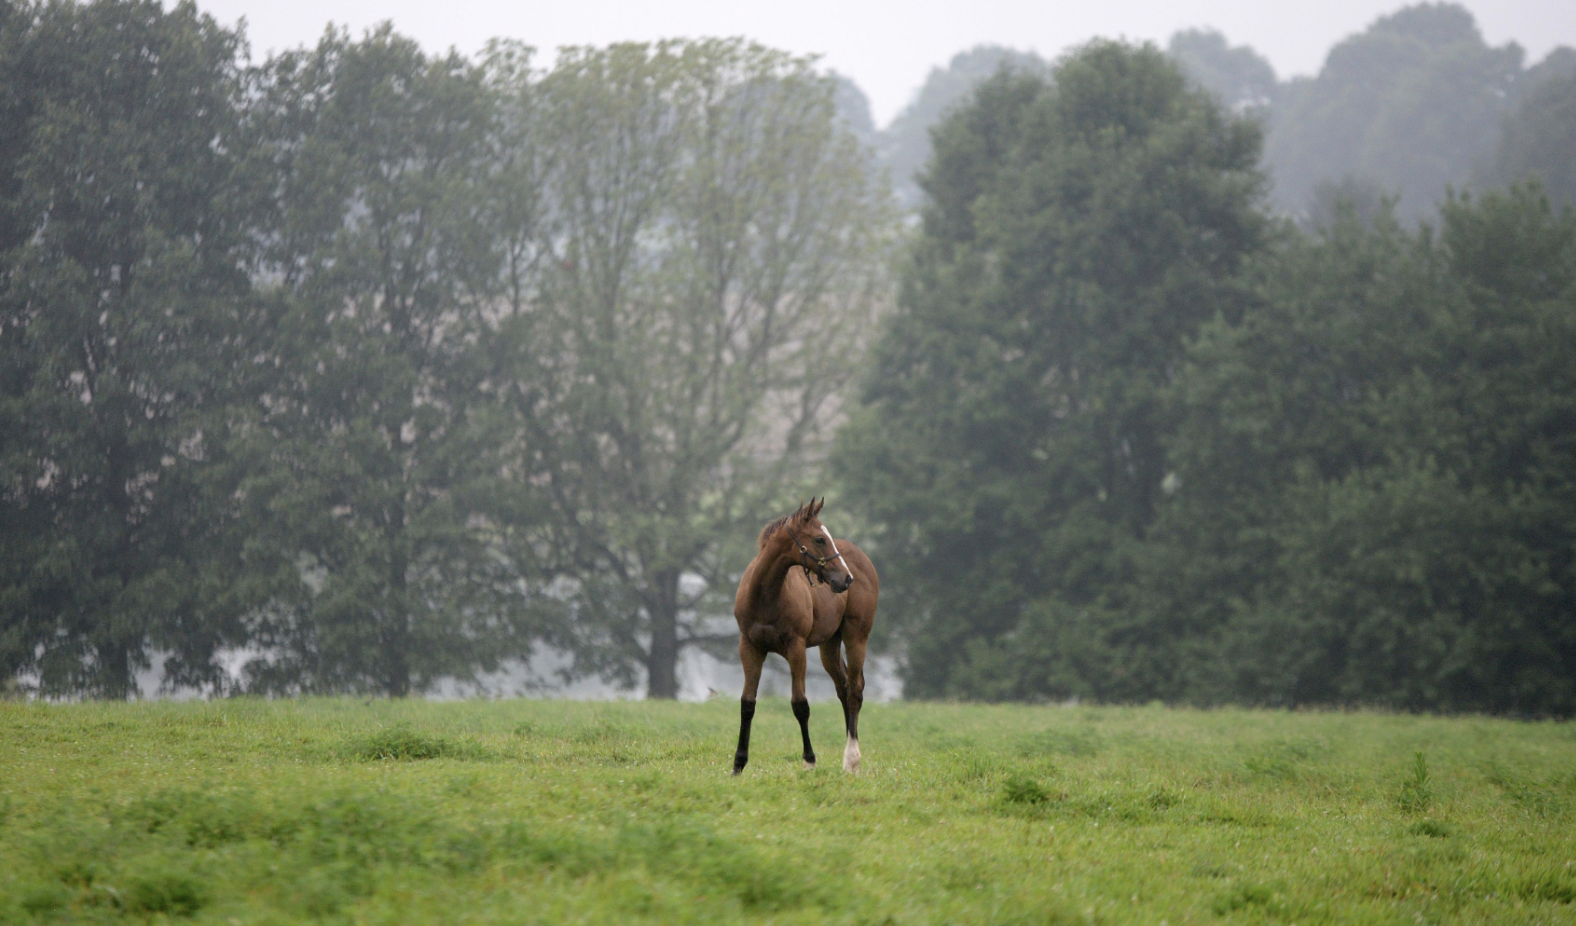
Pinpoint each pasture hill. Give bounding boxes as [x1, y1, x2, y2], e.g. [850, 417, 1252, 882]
[1, 698, 1573, 924]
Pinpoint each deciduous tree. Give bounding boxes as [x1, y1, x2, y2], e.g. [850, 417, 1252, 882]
[0, 0, 256, 697]
[834, 42, 1268, 698]
[1157, 185, 1576, 714]
[493, 40, 894, 697]
[234, 27, 533, 696]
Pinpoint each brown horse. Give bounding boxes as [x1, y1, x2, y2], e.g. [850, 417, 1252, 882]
[732, 498, 879, 774]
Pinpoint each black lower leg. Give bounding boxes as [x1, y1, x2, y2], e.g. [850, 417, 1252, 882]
[792, 698, 815, 766]
[733, 698, 756, 774]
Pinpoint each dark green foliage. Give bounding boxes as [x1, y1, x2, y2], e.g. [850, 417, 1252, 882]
[1, 13, 887, 700]
[1155, 185, 1576, 714]
[230, 27, 536, 697]
[836, 41, 1267, 699]
[0, 0, 258, 697]
[841, 23, 1576, 714]
[6, 0, 1576, 714]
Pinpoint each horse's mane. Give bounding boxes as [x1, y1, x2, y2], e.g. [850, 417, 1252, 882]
[756, 499, 823, 551]
[757, 514, 793, 551]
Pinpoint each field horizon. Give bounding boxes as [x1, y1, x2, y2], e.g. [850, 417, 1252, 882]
[2, 697, 1573, 924]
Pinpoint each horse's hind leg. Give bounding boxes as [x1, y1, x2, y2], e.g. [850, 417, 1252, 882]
[819, 637, 850, 736]
[734, 638, 766, 775]
[786, 638, 815, 769]
[841, 636, 868, 772]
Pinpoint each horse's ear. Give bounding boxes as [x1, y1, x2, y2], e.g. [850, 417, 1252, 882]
[810, 497, 824, 519]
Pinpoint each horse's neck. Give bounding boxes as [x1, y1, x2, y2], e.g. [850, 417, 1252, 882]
[748, 535, 802, 607]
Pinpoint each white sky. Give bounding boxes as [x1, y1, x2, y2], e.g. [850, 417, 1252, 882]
[196, 0, 1576, 127]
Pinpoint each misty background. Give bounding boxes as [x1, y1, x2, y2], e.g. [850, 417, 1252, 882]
[843, 4, 1575, 218]
[3, 0, 1575, 713]
[193, 0, 1575, 128]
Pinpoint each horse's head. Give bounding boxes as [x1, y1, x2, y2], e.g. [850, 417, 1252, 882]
[787, 498, 854, 594]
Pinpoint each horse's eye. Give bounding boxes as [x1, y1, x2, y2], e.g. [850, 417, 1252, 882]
[815, 537, 826, 545]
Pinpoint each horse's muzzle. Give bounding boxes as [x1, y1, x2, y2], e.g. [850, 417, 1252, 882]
[829, 573, 854, 594]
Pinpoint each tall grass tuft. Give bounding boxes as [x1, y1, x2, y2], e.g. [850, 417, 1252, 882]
[126, 871, 207, 917]
[1397, 750, 1432, 814]
[1000, 774, 1051, 806]
[345, 725, 469, 761]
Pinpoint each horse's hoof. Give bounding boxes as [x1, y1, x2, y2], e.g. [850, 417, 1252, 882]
[803, 759, 816, 770]
[843, 738, 862, 773]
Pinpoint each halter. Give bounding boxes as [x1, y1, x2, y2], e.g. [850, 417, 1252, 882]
[786, 523, 852, 587]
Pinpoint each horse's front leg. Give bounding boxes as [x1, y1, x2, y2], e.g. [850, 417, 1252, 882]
[734, 638, 766, 775]
[786, 638, 815, 769]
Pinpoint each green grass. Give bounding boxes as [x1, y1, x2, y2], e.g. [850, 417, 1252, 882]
[1, 699, 1574, 924]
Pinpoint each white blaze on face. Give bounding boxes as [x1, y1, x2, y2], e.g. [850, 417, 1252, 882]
[821, 525, 851, 575]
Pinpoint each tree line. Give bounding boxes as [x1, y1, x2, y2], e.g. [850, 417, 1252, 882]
[6, 0, 1574, 716]
[834, 41, 1576, 716]
[0, 0, 893, 698]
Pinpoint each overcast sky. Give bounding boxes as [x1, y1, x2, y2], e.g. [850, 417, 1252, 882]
[195, 0, 1576, 126]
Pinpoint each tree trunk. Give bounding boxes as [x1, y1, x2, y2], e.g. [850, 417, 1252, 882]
[386, 619, 411, 698]
[385, 498, 411, 698]
[646, 569, 680, 699]
[104, 429, 137, 700]
[99, 641, 135, 700]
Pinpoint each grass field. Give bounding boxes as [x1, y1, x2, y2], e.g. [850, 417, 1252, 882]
[1, 698, 1573, 924]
